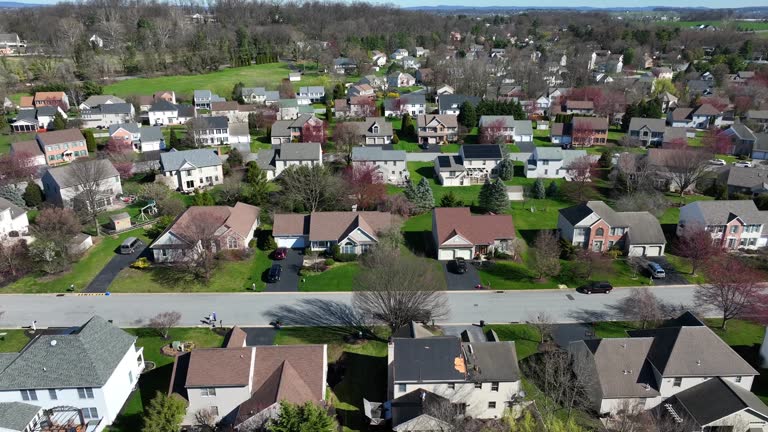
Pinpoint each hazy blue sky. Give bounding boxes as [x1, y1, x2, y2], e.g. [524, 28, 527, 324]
[13, 0, 768, 6]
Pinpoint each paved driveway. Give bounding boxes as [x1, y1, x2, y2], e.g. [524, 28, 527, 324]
[643, 257, 690, 286]
[265, 249, 302, 292]
[242, 327, 278, 345]
[84, 241, 147, 293]
[441, 261, 481, 291]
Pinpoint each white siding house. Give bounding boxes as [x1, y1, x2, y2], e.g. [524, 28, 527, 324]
[41, 159, 123, 210]
[159, 149, 224, 192]
[351, 147, 408, 185]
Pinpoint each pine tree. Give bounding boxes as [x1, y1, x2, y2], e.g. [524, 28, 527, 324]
[546, 181, 559, 198]
[621, 103, 639, 132]
[403, 179, 417, 201]
[497, 158, 514, 180]
[84, 129, 96, 153]
[52, 113, 67, 130]
[478, 179, 509, 213]
[457, 101, 477, 129]
[439, 190, 462, 207]
[169, 128, 180, 149]
[401, 113, 412, 139]
[141, 392, 186, 432]
[267, 401, 337, 432]
[413, 177, 434, 213]
[191, 190, 215, 206]
[533, 178, 546, 199]
[22, 182, 43, 208]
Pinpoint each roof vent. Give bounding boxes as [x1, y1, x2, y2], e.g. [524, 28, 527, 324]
[50, 340, 57, 347]
[696, 360, 702, 366]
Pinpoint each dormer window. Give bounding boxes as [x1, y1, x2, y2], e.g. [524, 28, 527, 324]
[372, 124, 379, 134]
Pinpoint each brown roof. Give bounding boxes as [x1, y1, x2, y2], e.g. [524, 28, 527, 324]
[238, 104, 262, 113]
[34, 91, 66, 101]
[35, 129, 85, 146]
[168, 203, 259, 243]
[694, 103, 721, 116]
[153, 91, 174, 100]
[225, 202, 261, 238]
[272, 214, 309, 236]
[334, 99, 349, 111]
[671, 107, 694, 121]
[417, 114, 458, 128]
[647, 148, 708, 169]
[10, 140, 42, 157]
[573, 117, 608, 130]
[349, 95, 373, 105]
[137, 95, 154, 106]
[225, 326, 248, 348]
[211, 101, 240, 112]
[185, 347, 253, 387]
[433, 207, 516, 246]
[308, 211, 395, 242]
[566, 100, 594, 110]
[19, 96, 33, 108]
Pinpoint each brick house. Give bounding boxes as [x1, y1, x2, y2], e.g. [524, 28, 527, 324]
[677, 200, 768, 250]
[35, 129, 89, 166]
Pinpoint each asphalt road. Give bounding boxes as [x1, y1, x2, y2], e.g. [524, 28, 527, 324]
[0, 285, 699, 329]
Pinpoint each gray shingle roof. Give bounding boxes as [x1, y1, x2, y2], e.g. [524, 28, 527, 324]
[753, 133, 768, 152]
[464, 341, 520, 382]
[354, 117, 394, 137]
[81, 95, 125, 108]
[242, 87, 267, 98]
[438, 94, 480, 113]
[623, 212, 667, 245]
[0, 316, 137, 390]
[35, 106, 58, 117]
[393, 337, 466, 382]
[108, 123, 140, 135]
[160, 149, 222, 171]
[670, 377, 768, 426]
[277, 142, 322, 161]
[45, 159, 120, 189]
[83, 103, 133, 115]
[149, 100, 178, 112]
[0, 196, 26, 220]
[401, 94, 426, 105]
[729, 124, 757, 141]
[351, 146, 406, 162]
[195, 116, 228, 129]
[0, 402, 40, 431]
[270, 120, 293, 138]
[629, 117, 666, 134]
[140, 126, 163, 142]
[682, 200, 768, 226]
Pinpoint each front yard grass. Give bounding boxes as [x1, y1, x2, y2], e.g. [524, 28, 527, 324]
[299, 262, 361, 292]
[0, 132, 35, 155]
[484, 324, 540, 359]
[0, 330, 31, 352]
[3, 231, 151, 294]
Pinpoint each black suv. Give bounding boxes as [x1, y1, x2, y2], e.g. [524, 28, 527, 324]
[579, 281, 613, 294]
[267, 264, 282, 282]
[453, 257, 468, 274]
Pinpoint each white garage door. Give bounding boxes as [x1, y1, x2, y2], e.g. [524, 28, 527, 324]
[628, 246, 644, 257]
[645, 246, 663, 257]
[455, 249, 472, 259]
[438, 248, 472, 260]
[276, 236, 306, 249]
[438, 249, 455, 260]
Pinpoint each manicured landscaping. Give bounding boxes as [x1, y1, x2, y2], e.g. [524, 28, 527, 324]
[299, 262, 361, 292]
[3, 231, 151, 294]
[0, 330, 31, 352]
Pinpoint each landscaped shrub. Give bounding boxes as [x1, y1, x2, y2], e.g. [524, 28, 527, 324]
[258, 234, 277, 251]
[323, 258, 335, 266]
[334, 253, 358, 262]
[131, 257, 151, 269]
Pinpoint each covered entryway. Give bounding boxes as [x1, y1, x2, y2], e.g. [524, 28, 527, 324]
[276, 236, 306, 249]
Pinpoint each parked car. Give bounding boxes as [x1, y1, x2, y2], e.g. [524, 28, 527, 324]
[734, 161, 752, 168]
[119, 237, 142, 255]
[453, 257, 467, 274]
[267, 264, 282, 282]
[709, 159, 726, 166]
[274, 247, 288, 260]
[578, 281, 613, 294]
[647, 261, 666, 279]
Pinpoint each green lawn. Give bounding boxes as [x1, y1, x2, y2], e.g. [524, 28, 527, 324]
[108, 249, 273, 293]
[662, 20, 768, 31]
[658, 193, 714, 224]
[484, 324, 541, 359]
[3, 231, 151, 294]
[299, 262, 361, 292]
[0, 132, 35, 154]
[250, 135, 272, 152]
[0, 330, 31, 352]
[104, 63, 330, 99]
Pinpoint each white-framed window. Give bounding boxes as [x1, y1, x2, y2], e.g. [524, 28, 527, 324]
[48, 389, 57, 400]
[83, 407, 99, 419]
[227, 237, 238, 249]
[201, 387, 217, 397]
[491, 382, 499, 392]
[735, 376, 742, 383]
[673, 377, 682, 387]
[730, 225, 739, 234]
[342, 243, 355, 254]
[21, 389, 37, 401]
[398, 384, 406, 393]
[78, 387, 94, 399]
[488, 401, 497, 409]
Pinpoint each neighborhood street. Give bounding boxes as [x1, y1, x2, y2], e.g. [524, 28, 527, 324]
[0, 285, 699, 329]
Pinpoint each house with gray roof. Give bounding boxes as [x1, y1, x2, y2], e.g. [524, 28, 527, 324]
[351, 117, 394, 145]
[526, 147, 587, 179]
[438, 94, 480, 116]
[478, 116, 533, 143]
[11, 106, 66, 132]
[678, 199, 768, 249]
[720, 124, 758, 156]
[80, 103, 135, 129]
[0, 316, 144, 432]
[41, 159, 123, 210]
[108, 123, 165, 152]
[187, 116, 230, 146]
[558, 200, 666, 256]
[747, 110, 768, 132]
[751, 133, 768, 160]
[159, 148, 224, 192]
[78, 95, 126, 110]
[256, 142, 323, 180]
[628, 117, 667, 147]
[726, 166, 768, 197]
[351, 146, 407, 184]
[193, 90, 225, 110]
[241, 87, 267, 104]
[269, 114, 323, 144]
[0, 196, 29, 241]
[297, 86, 325, 103]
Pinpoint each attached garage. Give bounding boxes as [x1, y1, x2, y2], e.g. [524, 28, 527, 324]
[628, 245, 664, 257]
[275, 236, 306, 249]
[437, 248, 472, 260]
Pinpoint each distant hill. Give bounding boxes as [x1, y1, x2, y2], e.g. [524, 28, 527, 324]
[405, 5, 768, 13]
[0, 1, 45, 7]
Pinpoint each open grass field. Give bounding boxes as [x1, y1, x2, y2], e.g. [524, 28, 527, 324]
[104, 63, 330, 99]
[662, 20, 768, 31]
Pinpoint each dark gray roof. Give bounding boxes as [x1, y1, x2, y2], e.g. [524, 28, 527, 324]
[0, 196, 26, 220]
[729, 124, 757, 141]
[727, 166, 768, 190]
[629, 117, 666, 134]
[195, 116, 228, 129]
[624, 212, 667, 245]
[270, 120, 293, 138]
[149, 100, 178, 112]
[108, 123, 140, 135]
[747, 110, 768, 121]
[560, 201, 624, 227]
[559, 203, 595, 226]
[390, 389, 452, 430]
[354, 117, 394, 137]
[140, 126, 163, 142]
[438, 94, 480, 113]
[36, 106, 58, 117]
[277, 142, 322, 161]
[83, 103, 133, 115]
[44, 159, 120, 189]
[435, 155, 464, 172]
[681, 200, 768, 226]
[178, 104, 195, 117]
[400, 93, 426, 105]
[0, 402, 40, 431]
[256, 149, 276, 170]
[0, 316, 137, 390]
[460, 144, 502, 160]
[670, 378, 768, 426]
[393, 337, 466, 382]
[14, 110, 35, 121]
[160, 148, 222, 171]
[242, 87, 266, 97]
[463, 341, 520, 382]
[754, 133, 768, 152]
[81, 95, 125, 107]
[351, 146, 406, 162]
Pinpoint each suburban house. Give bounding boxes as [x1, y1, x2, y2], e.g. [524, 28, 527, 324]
[9, 140, 46, 167]
[387, 72, 416, 88]
[169, 338, 327, 430]
[569, 313, 759, 416]
[0, 197, 29, 241]
[478, 116, 533, 143]
[558, 200, 667, 256]
[658, 91, 679, 113]
[415, 68, 432, 84]
[272, 211, 396, 253]
[11, 106, 66, 132]
[747, 110, 768, 132]
[667, 104, 722, 129]
[662, 126, 688, 146]
[384, 94, 426, 117]
[148, 101, 181, 126]
[78, 95, 126, 110]
[752, 134, 768, 160]
[270, 114, 323, 144]
[33, 91, 70, 111]
[150, 203, 260, 262]
[298, 86, 325, 103]
[108, 123, 164, 153]
[193, 90, 225, 110]
[0, 316, 145, 432]
[0, 402, 88, 432]
[334, 99, 350, 118]
[628, 117, 667, 147]
[677, 200, 768, 250]
[153, 90, 176, 104]
[210, 101, 241, 123]
[351, 117, 394, 145]
[438, 95, 480, 116]
[550, 122, 573, 146]
[526, 147, 588, 179]
[159, 148, 224, 192]
[41, 159, 123, 210]
[349, 96, 377, 118]
[416, 114, 459, 145]
[719, 124, 758, 156]
[434, 144, 504, 186]
[390, 49, 408, 60]
[0, 32, 25, 53]
[432, 207, 516, 260]
[256, 142, 323, 180]
[188, 116, 231, 146]
[570, 117, 609, 147]
[333, 57, 357, 75]
[726, 166, 768, 197]
[359, 74, 387, 89]
[241, 87, 268, 104]
[347, 84, 375, 98]
[388, 334, 521, 429]
[80, 103, 135, 129]
[401, 56, 421, 69]
[351, 146, 408, 185]
[35, 129, 89, 166]
[644, 148, 708, 193]
[371, 51, 387, 67]
[565, 100, 595, 115]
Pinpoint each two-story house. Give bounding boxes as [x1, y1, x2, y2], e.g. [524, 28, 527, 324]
[333, 57, 357, 75]
[35, 129, 89, 166]
[628, 117, 667, 147]
[726, 166, 768, 197]
[720, 124, 758, 156]
[298, 86, 325, 103]
[41, 159, 123, 210]
[417, 114, 458, 145]
[256, 142, 323, 180]
[351, 117, 394, 145]
[11, 106, 66, 132]
[193, 90, 225, 110]
[390, 49, 408, 60]
[272, 211, 396, 253]
[149, 203, 259, 262]
[478, 116, 533, 143]
[384, 94, 426, 117]
[33, 91, 70, 111]
[570, 117, 609, 147]
[9, 140, 46, 168]
[434, 144, 504, 186]
[270, 114, 323, 144]
[667, 104, 722, 129]
[359, 74, 387, 90]
[78, 95, 126, 110]
[558, 200, 667, 256]
[747, 110, 768, 132]
[347, 84, 376, 98]
[432, 207, 516, 260]
[241, 87, 268, 104]
[565, 100, 595, 115]
[108, 123, 164, 153]
[677, 200, 768, 249]
[80, 103, 135, 129]
[0, 197, 29, 241]
[387, 72, 416, 89]
[148, 101, 181, 126]
[159, 149, 224, 192]
[526, 147, 588, 179]
[351, 147, 407, 185]
[438, 95, 480, 116]
[0, 316, 144, 432]
[188, 116, 230, 146]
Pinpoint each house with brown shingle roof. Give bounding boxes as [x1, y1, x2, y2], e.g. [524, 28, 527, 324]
[432, 207, 516, 260]
[149, 202, 260, 262]
[272, 211, 397, 254]
[35, 129, 89, 166]
[565, 100, 595, 115]
[169, 343, 328, 428]
[33, 91, 70, 111]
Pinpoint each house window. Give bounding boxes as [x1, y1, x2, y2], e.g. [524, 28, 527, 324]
[735, 376, 742, 383]
[595, 228, 604, 236]
[474, 382, 482, 389]
[448, 383, 455, 390]
[342, 243, 355, 255]
[673, 377, 682, 387]
[77, 388, 94, 399]
[201, 387, 217, 397]
[21, 390, 37, 401]
[488, 401, 497, 409]
[227, 237, 238, 249]
[491, 382, 499, 392]
[398, 384, 406, 393]
[730, 226, 739, 234]
[48, 389, 57, 400]
[83, 408, 99, 419]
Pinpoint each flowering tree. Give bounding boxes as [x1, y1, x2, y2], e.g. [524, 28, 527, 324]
[301, 119, 327, 144]
[479, 118, 508, 143]
[673, 225, 722, 275]
[343, 163, 387, 210]
[572, 118, 598, 148]
[701, 127, 733, 155]
[105, 138, 134, 179]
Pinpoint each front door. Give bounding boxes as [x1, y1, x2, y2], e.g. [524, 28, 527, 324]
[592, 241, 603, 252]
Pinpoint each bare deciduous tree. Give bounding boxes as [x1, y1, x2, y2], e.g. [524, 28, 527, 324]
[277, 165, 344, 212]
[172, 208, 227, 281]
[149, 311, 181, 339]
[531, 230, 561, 280]
[332, 122, 363, 164]
[611, 288, 664, 329]
[67, 159, 116, 236]
[527, 311, 554, 344]
[673, 224, 722, 276]
[663, 148, 713, 197]
[695, 255, 764, 330]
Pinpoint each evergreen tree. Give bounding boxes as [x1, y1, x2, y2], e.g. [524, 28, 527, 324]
[141, 392, 186, 432]
[191, 190, 215, 206]
[325, 102, 333, 122]
[546, 181, 559, 198]
[478, 179, 509, 213]
[533, 178, 546, 199]
[457, 101, 477, 129]
[231, 81, 244, 102]
[598, 149, 613, 169]
[84, 129, 96, 153]
[413, 177, 434, 213]
[0, 112, 8, 133]
[244, 161, 270, 205]
[621, 103, 639, 132]
[332, 83, 346, 100]
[401, 113, 412, 139]
[169, 128, 180, 149]
[227, 148, 243, 167]
[497, 158, 514, 180]
[403, 179, 417, 201]
[52, 113, 67, 130]
[439, 190, 462, 207]
[267, 401, 337, 432]
[22, 182, 43, 208]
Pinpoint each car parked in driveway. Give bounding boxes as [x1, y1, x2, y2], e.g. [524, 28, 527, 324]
[578, 281, 613, 294]
[709, 159, 726, 166]
[273, 247, 288, 260]
[734, 160, 752, 168]
[647, 261, 666, 279]
[267, 264, 282, 282]
[453, 257, 467, 274]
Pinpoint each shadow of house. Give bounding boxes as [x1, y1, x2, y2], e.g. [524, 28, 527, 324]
[332, 351, 388, 431]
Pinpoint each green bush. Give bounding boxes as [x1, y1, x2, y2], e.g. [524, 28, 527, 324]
[335, 253, 358, 262]
[323, 258, 335, 266]
[248, 239, 258, 249]
[259, 235, 277, 251]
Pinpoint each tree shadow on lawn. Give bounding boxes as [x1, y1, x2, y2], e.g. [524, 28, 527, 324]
[264, 298, 374, 339]
[110, 363, 174, 431]
[403, 231, 434, 257]
[332, 352, 388, 431]
[149, 266, 199, 290]
[415, 165, 437, 181]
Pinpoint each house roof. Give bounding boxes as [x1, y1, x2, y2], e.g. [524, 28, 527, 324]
[0, 316, 136, 390]
[154, 203, 260, 247]
[629, 117, 666, 133]
[277, 142, 322, 161]
[306, 211, 395, 242]
[669, 377, 768, 426]
[623, 212, 667, 245]
[464, 341, 520, 382]
[663, 127, 687, 144]
[108, 123, 140, 135]
[693, 103, 721, 116]
[35, 129, 85, 146]
[299, 86, 325, 94]
[0, 402, 40, 432]
[571, 338, 660, 399]
[728, 123, 757, 141]
[34, 91, 66, 101]
[148, 100, 178, 112]
[438, 94, 480, 113]
[559, 200, 623, 226]
[141, 126, 164, 142]
[211, 101, 240, 112]
[433, 207, 515, 246]
[747, 110, 768, 121]
[550, 122, 572, 136]
[194, 116, 228, 129]
[185, 347, 253, 387]
[573, 116, 608, 130]
[460, 144, 502, 160]
[400, 93, 426, 106]
[272, 214, 310, 236]
[754, 133, 768, 153]
[45, 159, 119, 189]
[390, 389, 453, 431]
[18, 96, 33, 108]
[353, 117, 394, 137]
[160, 148, 222, 171]
[681, 199, 768, 226]
[566, 100, 594, 110]
[393, 337, 466, 382]
[727, 166, 768, 190]
[225, 326, 248, 348]
[82, 103, 133, 116]
[351, 146, 406, 162]
[178, 104, 195, 118]
[81, 95, 125, 107]
[194, 89, 213, 99]
[10, 140, 42, 157]
[671, 107, 694, 121]
[435, 155, 464, 172]
[242, 87, 267, 98]
[35, 106, 58, 117]
[532, 147, 587, 161]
